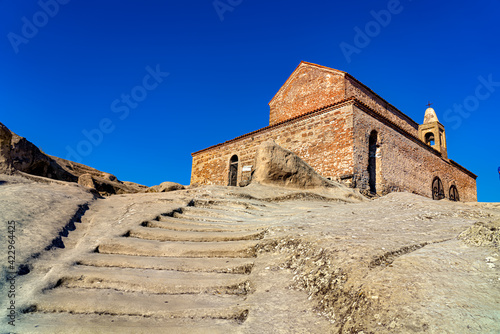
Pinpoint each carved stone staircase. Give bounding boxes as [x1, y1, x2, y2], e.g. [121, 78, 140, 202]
[20, 198, 270, 333]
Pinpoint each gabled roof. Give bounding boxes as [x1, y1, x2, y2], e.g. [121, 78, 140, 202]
[268, 61, 347, 105]
[268, 61, 419, 128]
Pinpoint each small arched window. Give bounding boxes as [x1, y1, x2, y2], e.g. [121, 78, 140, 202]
[432, 176, 445, 200]
[425, 132, 435, 146]
[449, 185, 459, 202]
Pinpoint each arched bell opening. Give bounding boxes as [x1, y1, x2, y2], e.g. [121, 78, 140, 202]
[425, 132, 435, 146]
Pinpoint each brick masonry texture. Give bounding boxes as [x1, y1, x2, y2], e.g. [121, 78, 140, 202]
[269, 64, 345, 126]
[191, 62, 477, 201]
[352, 104, 476, 202]
[345, 76, 419, 136]
[269, 62, 419, 136]
[191, 103, 354, 187]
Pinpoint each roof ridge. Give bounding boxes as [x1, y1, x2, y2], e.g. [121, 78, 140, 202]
[268, 61, 347, 105]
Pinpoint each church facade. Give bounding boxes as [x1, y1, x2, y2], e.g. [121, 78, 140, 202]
[190, 62, 477, 202]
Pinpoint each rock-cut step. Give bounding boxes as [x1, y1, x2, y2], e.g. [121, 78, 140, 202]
[18, 312, 246, 334]
[97, 237, 258, 258]
[171, 212, 244, 223]
[128, 226, 266, 242]
[55, 265, 250, 295]
[190, 198, 266, 211]
[144, 219, 267, 232]
[156, 216, 269, 229]
[180, 207, 258, 219]
[28, 287, 249, 321]
[76, 253, 254, 274]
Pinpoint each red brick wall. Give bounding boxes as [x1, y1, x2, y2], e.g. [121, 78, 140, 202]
[269, 64, 346, 126]
[191, 100, 476, 202]
[352, 105, 477, 201]
[268, 63, 420, 140]
[345, 76, 419, 136]
[191, 104, 355, 186]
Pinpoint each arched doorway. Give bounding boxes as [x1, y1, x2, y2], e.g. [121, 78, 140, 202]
[432, 177, 445, 200]
[228, 155, 238, 187]
[368, 130, 378, 194]
[449, 185, 459, 202]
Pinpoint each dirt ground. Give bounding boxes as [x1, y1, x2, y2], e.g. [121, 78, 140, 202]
[1, 176, 499, 333]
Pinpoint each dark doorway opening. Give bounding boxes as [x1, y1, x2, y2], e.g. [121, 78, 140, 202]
[368, 130, 378, 194]
[228, 155, 239, 187]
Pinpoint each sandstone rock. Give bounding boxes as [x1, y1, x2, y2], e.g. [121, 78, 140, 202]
[0, 122, 13, 173]
[8, 130, 77, 182]
[102, 173, 117, 182]
[0, 122, 146, 195]
[78, 174, 96, 189]
[80, 175, 147, 196]
[458, 220, 500, 249]
[239, 179, 251, 187]
[251, 140, 336, 189]
[147, 182, 185, 193]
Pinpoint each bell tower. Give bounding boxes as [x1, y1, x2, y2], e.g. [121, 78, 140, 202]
[418, 104, 447, 159]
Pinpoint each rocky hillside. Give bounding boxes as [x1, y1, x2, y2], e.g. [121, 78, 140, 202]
[0, 177, 499, 333]
[1, 126, 498, 333]
[0, 122, 147, 195]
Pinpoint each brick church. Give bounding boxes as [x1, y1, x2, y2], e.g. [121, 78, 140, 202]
[191, 62, 477, 202]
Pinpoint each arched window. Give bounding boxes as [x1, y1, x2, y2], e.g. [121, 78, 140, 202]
[449, 185, 459, 202]
[425, 132, 435, 146]
[368, 130, 378, 194]
[432, 176, 445, 200]
[228, 155, 239, 187]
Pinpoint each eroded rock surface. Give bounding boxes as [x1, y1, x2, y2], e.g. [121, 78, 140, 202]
[147, 181, 185, 193]
[0, 174, 94, 287]
[251, 141, 365, 203]
[252, 140, 333, 189]
[0, 123, 13, 173]
[1, 181, 499, 333]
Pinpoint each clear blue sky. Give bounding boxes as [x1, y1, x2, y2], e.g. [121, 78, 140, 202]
[0, 1, 499, 202]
